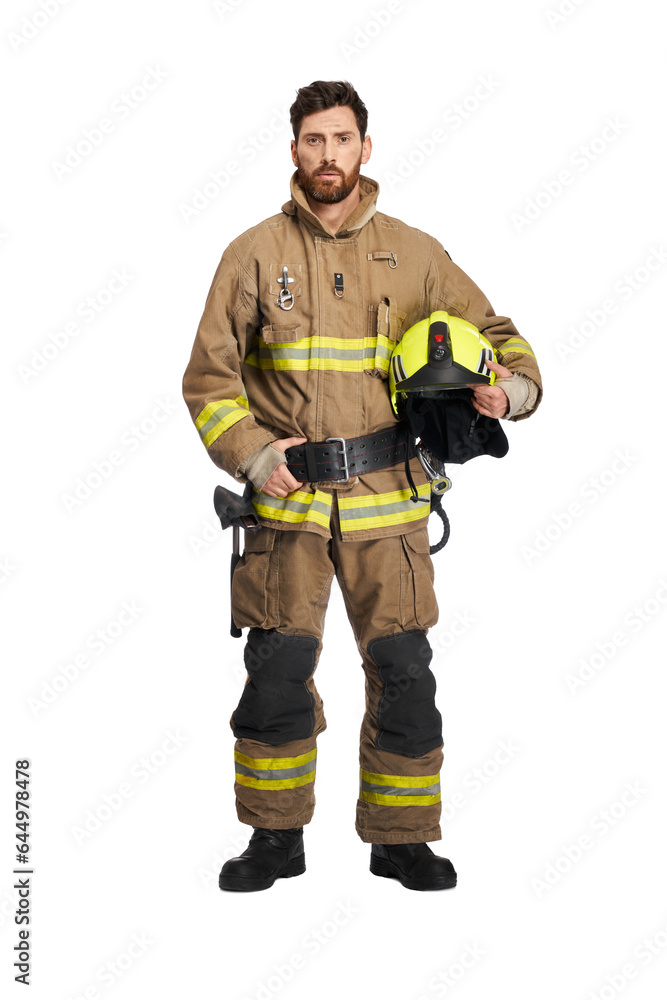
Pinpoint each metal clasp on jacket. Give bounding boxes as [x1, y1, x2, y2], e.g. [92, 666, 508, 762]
[388, 252, 398, 268]
[276, 266, 295, 310]
[326, 437, 349, 482]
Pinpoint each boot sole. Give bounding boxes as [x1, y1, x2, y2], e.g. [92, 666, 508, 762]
[219, 853, 306, 892]
[370, 855, 457, 891]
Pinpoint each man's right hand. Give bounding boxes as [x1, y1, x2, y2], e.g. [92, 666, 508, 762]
[260, 437, 307, 497]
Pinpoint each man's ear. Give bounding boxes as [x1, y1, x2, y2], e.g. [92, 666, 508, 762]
[362, 134, 372, 165]
[290, 139, 298, 167]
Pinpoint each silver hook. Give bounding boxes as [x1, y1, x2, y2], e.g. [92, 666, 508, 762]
[388, 252, 398, 268]
[276, 266, 295, 310]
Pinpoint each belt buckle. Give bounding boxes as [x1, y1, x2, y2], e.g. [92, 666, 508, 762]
[325, 436, 349, 483]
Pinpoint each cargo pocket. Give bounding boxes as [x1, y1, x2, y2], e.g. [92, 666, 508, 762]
[265, 262, 304, 323]
[399, 527, 439, 629]
[367, 296, 406, 378]
[231, 529, 278, 629]
[260, 324, 303, 345]
[268, 262, 303, 298]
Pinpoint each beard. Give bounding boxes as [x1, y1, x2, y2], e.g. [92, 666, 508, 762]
[296, 156, 362, 204]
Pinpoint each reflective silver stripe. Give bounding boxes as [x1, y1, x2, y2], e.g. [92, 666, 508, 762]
[236, 759, 317, 782]
[360, 779, 441, 797]
[339, 494, 429, 522]
[252, 344, 377, 362]
[197, 403, 242, 441]
[498, 338, 536, 359]
[251, 491, 332, 518]
[195, 391, 251, 449]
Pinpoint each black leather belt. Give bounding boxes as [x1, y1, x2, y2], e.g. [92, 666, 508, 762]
[285, 425, 413, 483]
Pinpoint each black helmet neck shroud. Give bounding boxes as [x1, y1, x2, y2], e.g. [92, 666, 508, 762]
[403, 390, 509, 465]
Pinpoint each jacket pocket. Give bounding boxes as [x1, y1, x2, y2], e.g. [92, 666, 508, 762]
[367, 296, 406, 378]
[399, 527, 438, 629]
[268, 262, 303, 298]
[231, 528, 278, 629]
[261, 324, 303, 345]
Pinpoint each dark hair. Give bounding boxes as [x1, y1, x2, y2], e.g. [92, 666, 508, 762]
[290, 80, 368, 142]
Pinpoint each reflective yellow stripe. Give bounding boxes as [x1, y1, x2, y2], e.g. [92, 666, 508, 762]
[498, 337, 536, 360]
[360, 769, 440, 788]
[252, 482, 432, 533]
[359, 767, 440, 806]
[235, 771, 316, 791]
[359, 790, 441, 807]
[252, 488, 332, 529]
[338, 483, 431, 531]
[234, 749, 317, 770]
[195, 394, 251, 448]
[245, 334, 393, 373]
[234, 749, 317, 791]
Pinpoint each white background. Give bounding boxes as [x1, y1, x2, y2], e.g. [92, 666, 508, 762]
[2, 0, 666, 998]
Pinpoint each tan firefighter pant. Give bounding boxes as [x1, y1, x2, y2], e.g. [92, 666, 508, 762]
[229, 498, 444, 844]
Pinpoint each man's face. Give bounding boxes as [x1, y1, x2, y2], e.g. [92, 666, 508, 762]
[291, 105, 372, 204]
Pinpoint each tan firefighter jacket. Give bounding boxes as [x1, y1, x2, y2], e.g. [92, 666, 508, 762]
[182, 173, 542, 541]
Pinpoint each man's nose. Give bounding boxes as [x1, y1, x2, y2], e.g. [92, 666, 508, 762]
[321, 140, 337, 162]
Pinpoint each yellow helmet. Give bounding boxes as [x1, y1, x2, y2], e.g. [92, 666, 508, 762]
[390, 310, 497, 415]
[389, 310, 509, 470]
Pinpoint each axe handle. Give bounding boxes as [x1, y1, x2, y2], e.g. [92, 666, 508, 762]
[230, 525, 242, 638]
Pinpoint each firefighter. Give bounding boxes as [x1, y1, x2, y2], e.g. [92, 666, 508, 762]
[182, 80, 542, 892]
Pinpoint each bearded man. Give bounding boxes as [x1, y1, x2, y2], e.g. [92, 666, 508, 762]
[183, 80, 542, 892]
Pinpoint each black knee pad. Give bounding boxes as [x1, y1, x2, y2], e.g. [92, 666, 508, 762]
[231, 629, 319, 745]
[367, 630, 442, 758]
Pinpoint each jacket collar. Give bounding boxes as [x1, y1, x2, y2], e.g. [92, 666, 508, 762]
[282, 172, 379, 238]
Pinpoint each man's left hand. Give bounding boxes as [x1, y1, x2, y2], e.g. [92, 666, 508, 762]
[467, 360, 514, 418]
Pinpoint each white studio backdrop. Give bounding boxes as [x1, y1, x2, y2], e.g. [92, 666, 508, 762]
[2, 0, 666, 998]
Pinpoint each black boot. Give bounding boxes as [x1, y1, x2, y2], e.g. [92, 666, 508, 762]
[370, 842, 457, 891]
[219, 827, 305, 892]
